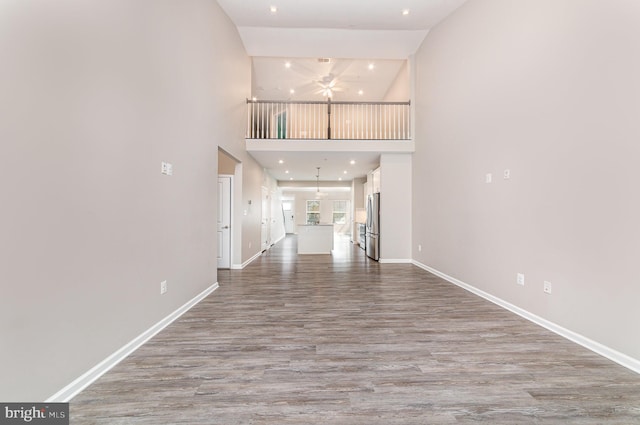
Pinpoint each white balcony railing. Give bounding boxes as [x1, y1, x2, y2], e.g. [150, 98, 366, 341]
[246, 99, 411, 140]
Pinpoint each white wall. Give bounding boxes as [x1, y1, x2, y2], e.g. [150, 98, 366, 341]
[264, 173, 286, 246]
[383, 60, 410, 101]
[379, 154, 412, 262]
[285, 190, 352, 234]
[0, 0, 251, 401]
[412, 0, 640, 362]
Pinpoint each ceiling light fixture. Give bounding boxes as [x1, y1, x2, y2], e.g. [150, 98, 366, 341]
[289, 89, 295, 94]
[368, 63, 375, 71]
[285, 170, 289, 174]
[269, 5, 277, 14]
[285, 61, 291, 68]
[402, 9, 410, 16]
[343, 171, 348, 174]
[350, 160, 356, 165]
[358, 89, 364, 96]
[278, 159, 284, 164]
[252, 96, 257, 101]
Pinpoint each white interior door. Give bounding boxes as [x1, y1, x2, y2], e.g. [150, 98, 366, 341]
[217, 176, 231, 269]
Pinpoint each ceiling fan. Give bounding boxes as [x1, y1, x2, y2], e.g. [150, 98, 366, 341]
[292, 58, 359, 99]
[317, 73, 341, 98]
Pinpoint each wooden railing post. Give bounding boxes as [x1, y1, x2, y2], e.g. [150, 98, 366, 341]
[327, 98, 332, 140]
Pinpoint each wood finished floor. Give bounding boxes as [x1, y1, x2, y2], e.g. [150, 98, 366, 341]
[71, 235, 640, 424]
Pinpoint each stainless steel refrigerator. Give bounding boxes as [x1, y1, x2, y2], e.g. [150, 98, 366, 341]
[365, 192, 380, 261]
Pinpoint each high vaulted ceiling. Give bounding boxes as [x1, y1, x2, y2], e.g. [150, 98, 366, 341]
[216, 0, 469, 182]
[216, 0, 469, 59]
[251, 57, 407, 102]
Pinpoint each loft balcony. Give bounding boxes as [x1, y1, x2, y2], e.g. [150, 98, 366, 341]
[246, 99, 411, 141]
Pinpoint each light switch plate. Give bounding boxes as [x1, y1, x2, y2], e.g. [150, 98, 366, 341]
[161, 162, 173, 176]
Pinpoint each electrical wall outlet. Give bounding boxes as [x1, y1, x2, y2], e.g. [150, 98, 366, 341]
[503, 169, 511, 179]
[544, 281, 552, 294]
[517, 273, 525, 286]
[160, 280, 167, 295]
[485, 173, 492, 183]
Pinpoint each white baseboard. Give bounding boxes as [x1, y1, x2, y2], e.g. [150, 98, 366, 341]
[47, 282, 219, 402]
[412, 260, 640, 375]
[231, 250, 262, 270]
[379, 258, 413, 264]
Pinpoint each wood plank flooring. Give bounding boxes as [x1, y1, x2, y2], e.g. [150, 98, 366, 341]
[71, 235, 640, 424]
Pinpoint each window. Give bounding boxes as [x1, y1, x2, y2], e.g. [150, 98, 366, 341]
[333, 200, 348, 224]
[306, 200, 320, 224]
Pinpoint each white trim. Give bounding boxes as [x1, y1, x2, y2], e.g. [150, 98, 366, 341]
[273, 233, 285, 246]
[46, 283, 219, 402]
[379, 258, 412, 264]
[412, 260, 640, 375]
[231, 250, 262, 270]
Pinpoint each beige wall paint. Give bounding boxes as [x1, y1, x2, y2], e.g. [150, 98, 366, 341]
[218, 149, 238, 175]
[412, 0, 640, 360]
[0, 0, 251, 400]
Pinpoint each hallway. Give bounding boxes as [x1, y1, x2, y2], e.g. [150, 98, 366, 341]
[71, 236, 640, 424]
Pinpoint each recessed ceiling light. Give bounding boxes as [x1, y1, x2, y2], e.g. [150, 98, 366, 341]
[368, 63, 375, 71]
[289, 89, 295, 94]
[358, 90, 364, 96]
[343, 170, 348, 174]
[252, 96, 257, 101]
[285, 170, 289, 174]
[402, 9, 410, 16]
[338, 177, 342, 181]
[350, 160, 356, 165]
[289, 177, 293, 180]
[278, 159, 284, 164]
[285, 61, 291, 68]
[270, 5, 277, 14]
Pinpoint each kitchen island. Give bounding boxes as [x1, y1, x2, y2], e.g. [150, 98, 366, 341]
[297, 224, 334, 254]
